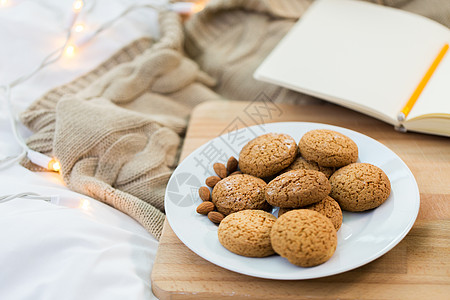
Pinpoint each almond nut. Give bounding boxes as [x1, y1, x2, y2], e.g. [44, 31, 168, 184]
[213, 162, 227, 178]
[196, 201, 215, 215]
[198, 186, 210, 201]
[205, 176, 221, 188]
[226, 156, 238, 174]
[208, 211, 225, 224]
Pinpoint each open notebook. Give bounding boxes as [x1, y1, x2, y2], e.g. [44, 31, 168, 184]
[254, 0, 450, 137]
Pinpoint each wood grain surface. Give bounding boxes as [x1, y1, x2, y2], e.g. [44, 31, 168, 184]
[151, 101, 450, 300]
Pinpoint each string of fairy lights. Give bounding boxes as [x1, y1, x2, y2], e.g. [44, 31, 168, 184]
[0, 0, 204, 172]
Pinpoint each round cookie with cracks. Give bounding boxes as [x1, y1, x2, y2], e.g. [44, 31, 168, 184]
[270, 209, 337, 267]
[265, 169, 331, 208]
[298, 129, 358, 168]
[329, 163, 391, 212]
[211, 174, 270, 216]
[218, 210, 276, 257]
[239, 133, 297, 178]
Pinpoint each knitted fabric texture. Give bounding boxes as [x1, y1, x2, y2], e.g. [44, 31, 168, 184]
[20, 11, 220, 239]
[20, 0, 450, 239]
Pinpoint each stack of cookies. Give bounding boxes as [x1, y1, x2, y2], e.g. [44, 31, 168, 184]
[196, 129, 391, 268]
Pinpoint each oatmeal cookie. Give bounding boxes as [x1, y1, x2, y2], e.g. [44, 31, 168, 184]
[298, 129, 358, 167]
[265, 169, 331, 208]
[270, 209, 337, 267]
[218, 210, 276, 257]
[211, 174, 270, 215]
[329, 163, 391, 211]
[239, 133, 297, 178]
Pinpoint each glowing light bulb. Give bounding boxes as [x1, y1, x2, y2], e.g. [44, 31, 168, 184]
[0, 0, 9, 7]
[80, 198, 90, 210]
[27, 150, 60, 172]
[74, 23, 85, 32]
[64, 44, 76, 57]
[72, 0, 83, 13]
[48, 159, 61, 172]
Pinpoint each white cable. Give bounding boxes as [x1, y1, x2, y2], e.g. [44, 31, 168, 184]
[0, 77, 53, 170]
[72, 3, 166, 48]
[0, 1, 199, 170]
[72, 2, 197, 48]
[0, 192, 60, 204]
[0, 1, 83, 170]
[2, 1, 196, 90]
[8, 11, 78, 89]
[3, 85, 26, 148]
[0, 85, 27, 169]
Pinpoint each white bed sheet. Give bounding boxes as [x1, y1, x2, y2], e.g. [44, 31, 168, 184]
[0, 1, 166, 299]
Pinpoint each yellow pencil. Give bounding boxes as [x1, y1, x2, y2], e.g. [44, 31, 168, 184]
[397, 43, 449, 122]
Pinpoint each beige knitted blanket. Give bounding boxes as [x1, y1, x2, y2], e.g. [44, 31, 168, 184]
[20, 0, 450, 239]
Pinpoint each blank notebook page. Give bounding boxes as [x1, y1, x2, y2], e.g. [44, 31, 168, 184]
[254, 0, 450, 124]
[408, 50, 450, 120]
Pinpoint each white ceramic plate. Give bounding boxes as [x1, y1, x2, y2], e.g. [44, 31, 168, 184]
[165, 122, 420, 280]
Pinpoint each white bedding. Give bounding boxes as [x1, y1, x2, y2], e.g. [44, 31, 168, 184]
[0, 1, 165, 299]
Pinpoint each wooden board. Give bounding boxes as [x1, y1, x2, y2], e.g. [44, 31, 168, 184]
[151, 100, 450, 300]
